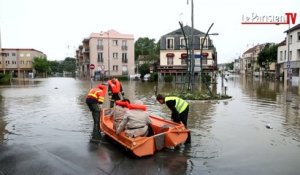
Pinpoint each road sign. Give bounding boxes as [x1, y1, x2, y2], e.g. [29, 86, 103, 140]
[89, 64, 95, 69]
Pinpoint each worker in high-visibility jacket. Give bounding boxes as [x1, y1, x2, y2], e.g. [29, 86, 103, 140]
[156, 94, 191, 144]
[108, 77, 124, 108]
[86, 84, 107, 128]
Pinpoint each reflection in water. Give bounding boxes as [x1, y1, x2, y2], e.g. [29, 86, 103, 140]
[0, 76, 300, 174]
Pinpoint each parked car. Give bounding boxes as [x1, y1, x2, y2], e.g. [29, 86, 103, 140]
[143, 74, 151, 81]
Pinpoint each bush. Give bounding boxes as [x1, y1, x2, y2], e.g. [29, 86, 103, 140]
[0, 73, 11, 84]
[149, 72, 158, 82]
[164, 75, 173, 82]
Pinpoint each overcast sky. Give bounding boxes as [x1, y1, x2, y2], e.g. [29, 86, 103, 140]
[0, 0, 299, 63]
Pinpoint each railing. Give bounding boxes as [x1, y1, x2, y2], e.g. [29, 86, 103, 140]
[97, 45, 103, 50]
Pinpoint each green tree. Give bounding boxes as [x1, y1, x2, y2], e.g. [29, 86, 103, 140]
[135, 37, 159, 62]
[257, 43, 278, 68]
[139, 63, 150, 78]
[32, 56, 50, 77]
[227, 62, 234, 70]
[49, 60, 63, 75]
[62, 57, 76, 73]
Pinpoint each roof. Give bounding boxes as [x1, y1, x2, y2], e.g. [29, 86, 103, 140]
[243, 43, 267, 54]
[284, 23, 300, 33]
[278, 39, 286, 46]
[1, 48, 45, 54]
[89, 29, 134, 39]
[162, 25, 205, 37]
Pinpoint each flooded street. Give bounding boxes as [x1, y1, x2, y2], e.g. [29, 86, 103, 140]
[1, 76, 300, 175]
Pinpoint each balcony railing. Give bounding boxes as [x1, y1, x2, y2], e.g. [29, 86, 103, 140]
[97, 45, 103, 50]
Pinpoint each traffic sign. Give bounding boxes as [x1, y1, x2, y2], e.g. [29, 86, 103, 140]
[89, 64, 95, 69]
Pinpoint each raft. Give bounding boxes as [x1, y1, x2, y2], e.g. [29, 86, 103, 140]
[100, 108, 189, 157]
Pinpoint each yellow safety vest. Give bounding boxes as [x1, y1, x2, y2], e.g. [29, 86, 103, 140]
[165, 96, 188, 114]
[87, 88, 105, 103]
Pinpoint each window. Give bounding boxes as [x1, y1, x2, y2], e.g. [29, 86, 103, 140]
[297, 49, 300, 60]
[12, 53, 16, 56]
[122, 40, 128, 50]
[122, 40, 127, 46]
[180, 37, 187, 49]
[167, 57, 173, 65]
[284, 51, 286, 60]
[113, 40, 118, 46]
[97, 39, 103, 46]
[280, 51, 283, 61]
[113, 65, 118, 71]
[122, 65, 128, 75]
[200, 37, 208, 49]
[289, 51, 292, 60]
[202, 58, 208, 65]
[97, 52, 103, 62]
[122, 53, 127, 63]
[113, 53, 118, 59]
[166, 38, 174, 50]
[298, 32, 300, 41]
[20, 53, 24, 57]
[26, 53, 30, 57]
[97, 39, 103, 50]
[289, 34, 292, 44]
[181, 58, 187, 65]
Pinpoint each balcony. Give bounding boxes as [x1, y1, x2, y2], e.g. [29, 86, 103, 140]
[157, 65, 187, 73]
[97, 45, 103, 50]
[83, 48, 89, 53]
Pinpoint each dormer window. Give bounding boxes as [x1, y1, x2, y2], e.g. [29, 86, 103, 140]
[166, 37, 174, 50]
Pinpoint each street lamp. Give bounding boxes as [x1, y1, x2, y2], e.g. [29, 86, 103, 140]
[200, 23, 218, 84]
[107, 31, 110, 78]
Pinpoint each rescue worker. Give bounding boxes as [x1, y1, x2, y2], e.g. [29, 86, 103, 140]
[156, 94, 191, 144]
[108, 77, 124, 108]
[111, 99, 130, 130]
[116, 100, 152, 138]
[86, 84, 107, 128]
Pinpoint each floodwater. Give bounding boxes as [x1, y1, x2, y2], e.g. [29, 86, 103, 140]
[0, 75, 300, 175]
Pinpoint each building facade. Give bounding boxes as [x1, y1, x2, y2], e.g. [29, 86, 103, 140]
[76, 30, 135, 79]
[0, 48, 46, 78]
[240, 44, 266, 76]
[158, 25, 218, 83]
[277, 23, 300, 82]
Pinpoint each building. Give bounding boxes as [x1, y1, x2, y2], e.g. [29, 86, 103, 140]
[277, 23, 300, 82]
[240, 44, 266, 76]
[233, 58, 240, 73]
[76, 30, 135, 79]
[0, 48, 46, 79]
[158, 25, 218, 83]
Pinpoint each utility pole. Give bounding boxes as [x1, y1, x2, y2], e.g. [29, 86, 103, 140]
[185, 0, 194, 91]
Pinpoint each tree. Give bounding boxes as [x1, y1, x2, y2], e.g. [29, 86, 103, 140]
[257, 43, 278, 68]
[227, 62, 234, 70]
[49, 60, 63, 75]
[32, 56, 50, 77]
[62, 57, 76, 73]
[139, 63, 150, 78]
[135, 37, 159, 62]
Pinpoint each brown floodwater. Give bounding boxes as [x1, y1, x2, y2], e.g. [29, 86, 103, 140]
[0, 75, 300, 175]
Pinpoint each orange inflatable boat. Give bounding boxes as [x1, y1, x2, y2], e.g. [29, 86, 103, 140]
[100, 108, 189, 157]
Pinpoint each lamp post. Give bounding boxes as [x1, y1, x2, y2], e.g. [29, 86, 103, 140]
[107, 31, 110, 78]
[286, 23, 292, 102]
[200, 23, 218, 84]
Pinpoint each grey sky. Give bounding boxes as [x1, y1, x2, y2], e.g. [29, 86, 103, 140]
[0, 0, 299, 63]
